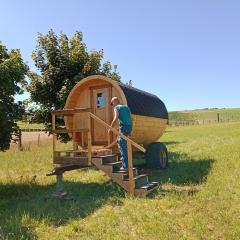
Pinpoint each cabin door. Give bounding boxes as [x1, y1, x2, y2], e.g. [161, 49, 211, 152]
[91, 86, 111, 145]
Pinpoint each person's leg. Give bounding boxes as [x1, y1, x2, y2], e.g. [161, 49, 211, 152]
[118, 125, 132, 169]
[117, 134, 124, 166]
[120, 136, 128, 169]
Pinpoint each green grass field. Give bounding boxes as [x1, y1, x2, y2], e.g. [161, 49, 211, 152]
[0, 122, 240, 239]
[169, 107, 240, 124]
[17, 121, 45, 130]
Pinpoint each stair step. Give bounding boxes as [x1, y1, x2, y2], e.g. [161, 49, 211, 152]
[121, 169, 138, 179]
[112, 168, 138, 181]
[134, 182, 159, 197]
[105, 161, 122, 171]
[93, 154, 119, 164]
[135, 181, 158, 190]
[105, 161, 122, 166]
[92, 155, 118, 165]
[101, 155, 119, 164]
[124, 174, 148, 188]
[92, 154, 159, 196]
[93, 154, 118, 159]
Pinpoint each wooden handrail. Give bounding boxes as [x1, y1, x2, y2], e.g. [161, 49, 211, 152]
[89, 112, 146, 153]
[51, 108, 145, 152]
[52, 108, 91, 116]
[89, 112, 145, 195]
[52, 128, 89, 134]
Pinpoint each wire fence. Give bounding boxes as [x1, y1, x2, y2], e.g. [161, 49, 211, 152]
[16, 129, 51, 150]
[168, 111, 240, 127]
[168, 117, 240, 127]
[20, 128, 47, 132]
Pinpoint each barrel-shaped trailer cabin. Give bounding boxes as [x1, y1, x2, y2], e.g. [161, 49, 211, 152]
[64, 75, 168, 149]
[51, 75, 169, 197]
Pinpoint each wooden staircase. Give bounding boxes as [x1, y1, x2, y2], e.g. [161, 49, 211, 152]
[51, 108, 159, 197]
[92, 154, 158, 197]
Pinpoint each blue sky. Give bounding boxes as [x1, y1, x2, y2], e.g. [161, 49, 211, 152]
[1, 0, 239, 111]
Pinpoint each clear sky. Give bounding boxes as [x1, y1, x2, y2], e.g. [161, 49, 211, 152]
[1, 0, 239, 111]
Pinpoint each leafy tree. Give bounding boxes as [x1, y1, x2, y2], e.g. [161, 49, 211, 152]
[28, 30, 120, 133]
[0, 42, 28, 151]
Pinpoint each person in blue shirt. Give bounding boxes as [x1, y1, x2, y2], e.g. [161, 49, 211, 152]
[108, 97, 132, 170]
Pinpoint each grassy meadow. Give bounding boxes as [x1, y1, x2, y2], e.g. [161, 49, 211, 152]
[0, 122, 240, 239]
[169, 107, 240, 124]
[17, 121, 45, 130]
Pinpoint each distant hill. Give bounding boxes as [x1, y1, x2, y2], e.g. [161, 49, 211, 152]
[168, 108, 240, 124]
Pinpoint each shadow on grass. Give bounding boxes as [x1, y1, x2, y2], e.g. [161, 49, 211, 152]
[139, 151, 214, 185]
[0, 151, 214, 239]
[145, 151, 215, 197]
[0, 179, 124, 240]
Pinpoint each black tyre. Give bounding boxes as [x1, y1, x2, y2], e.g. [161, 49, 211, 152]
[146, 142, 168, 169]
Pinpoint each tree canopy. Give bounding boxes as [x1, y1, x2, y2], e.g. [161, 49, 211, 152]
[0, 42, 28, 151]
[28, 30, 120, 131]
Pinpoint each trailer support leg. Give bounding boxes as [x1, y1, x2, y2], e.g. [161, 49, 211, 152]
[52, 174, 66, 197]
[56, 174, 64, 193]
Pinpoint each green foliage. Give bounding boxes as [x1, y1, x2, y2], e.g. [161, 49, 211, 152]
[28, 30, 121, 134]
[0, 42, 28, 151]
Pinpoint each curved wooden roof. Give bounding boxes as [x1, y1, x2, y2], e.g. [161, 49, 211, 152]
[65, 75, 168, 120]
[119, 83, 168, 120]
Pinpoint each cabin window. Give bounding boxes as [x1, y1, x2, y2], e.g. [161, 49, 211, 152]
[97, 92, 105, 108]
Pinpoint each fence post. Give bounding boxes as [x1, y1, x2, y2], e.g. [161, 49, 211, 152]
[217, 113, 220, 123]
[37, 134, 40, 146]
[18, 129, 22, 151]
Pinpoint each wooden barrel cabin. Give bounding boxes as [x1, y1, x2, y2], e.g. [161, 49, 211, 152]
[64, 75, 168, 150]
[50, 75, 169, 197]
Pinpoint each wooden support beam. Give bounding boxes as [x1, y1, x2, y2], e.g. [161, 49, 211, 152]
[81, 132, 84, 147]
[72, 114, 78, 151]
[52, 113, 56, 157]
[53, 156, 89, 165]
[87, 113, 92, 166]
[107, 130, 111, 146]
[87, 132, 92, 166]
[127, 140, 135, 195]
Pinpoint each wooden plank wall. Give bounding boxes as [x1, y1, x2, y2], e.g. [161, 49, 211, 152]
[131, 115, 168, 146]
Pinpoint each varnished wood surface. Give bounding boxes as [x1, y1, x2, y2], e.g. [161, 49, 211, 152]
[62, 75, 167, 148]
[127, 141, 135, 194]
[52, 128, 89, 134]
[52, 107, 90, 115]
[131, 114, 168, 146]
[90, 112, 146, 153]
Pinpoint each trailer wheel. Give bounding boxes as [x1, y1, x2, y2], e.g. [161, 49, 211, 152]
[146, 142, 168, 169]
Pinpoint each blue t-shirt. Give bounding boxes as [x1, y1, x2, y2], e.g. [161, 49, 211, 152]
[115, 104, 132, 126]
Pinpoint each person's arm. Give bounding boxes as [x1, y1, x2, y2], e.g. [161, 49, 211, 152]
[108, 108, 119, 134]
